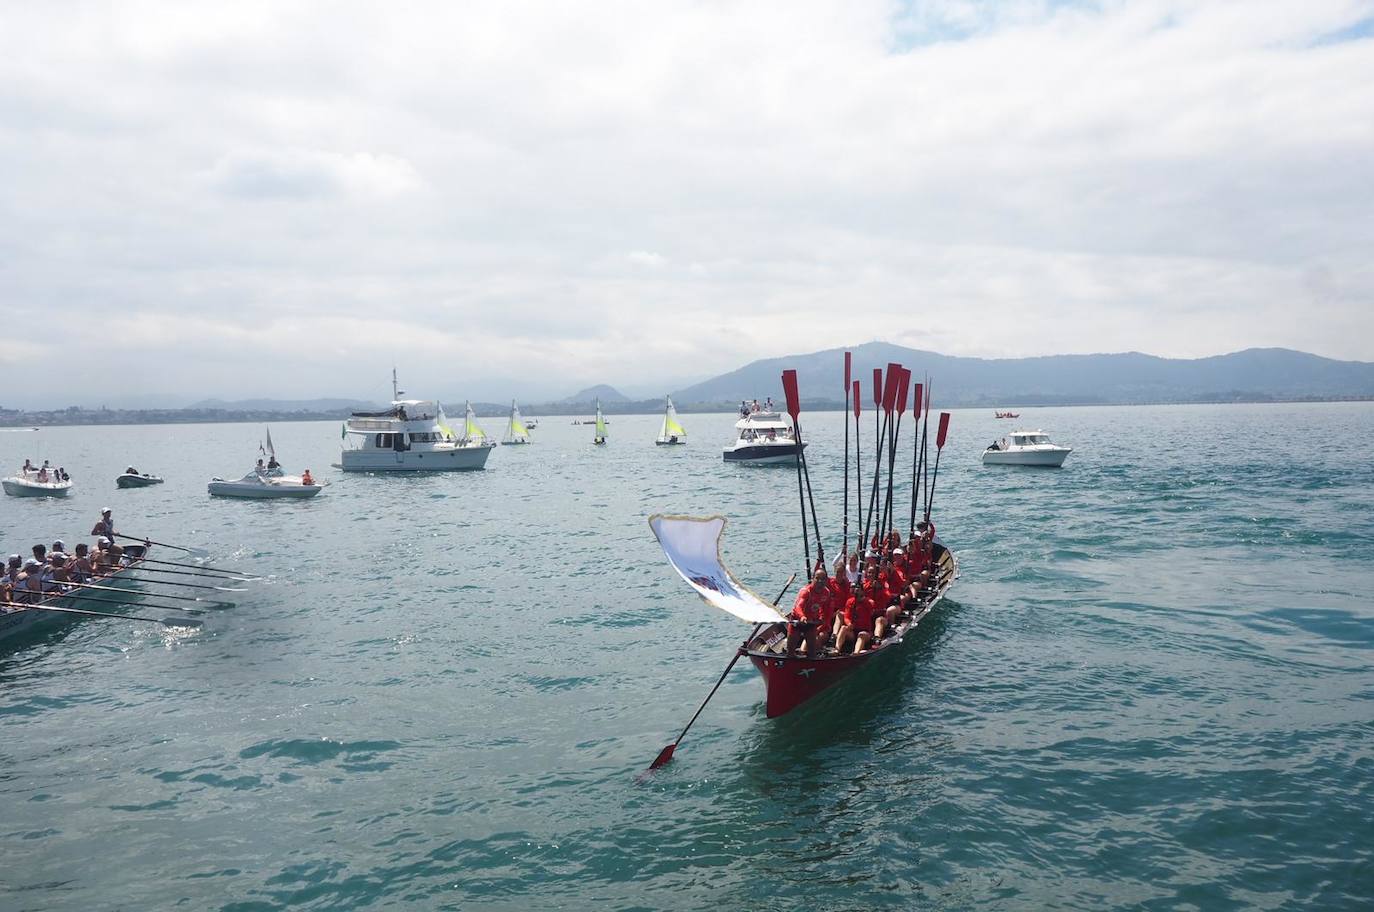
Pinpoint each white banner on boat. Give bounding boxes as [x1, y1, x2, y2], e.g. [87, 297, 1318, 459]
[648, 514, 787, 624]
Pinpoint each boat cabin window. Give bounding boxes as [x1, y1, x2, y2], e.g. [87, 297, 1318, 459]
[374, 433, 396, 448]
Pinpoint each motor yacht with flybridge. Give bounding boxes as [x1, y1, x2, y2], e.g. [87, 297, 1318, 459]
[339, 371, 495, 472]
[722, 408, 804, 464]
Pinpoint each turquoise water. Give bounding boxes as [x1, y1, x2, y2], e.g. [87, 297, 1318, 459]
[1, 404, 1371, 910]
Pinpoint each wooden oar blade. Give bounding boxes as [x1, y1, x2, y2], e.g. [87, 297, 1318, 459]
[852, 381, 861, 418]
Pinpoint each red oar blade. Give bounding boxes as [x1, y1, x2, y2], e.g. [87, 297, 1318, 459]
[648, 743, 676, 770]
[844, 350, 852, 392]
[872, 368, 882, 406]
[852, 381, 861, 418]
[781, 369, 801, 419]
[882, 362, 901, 413]
[895, 368, 910, 414]
[912, 382, 923, 417]
[937, 411, 951, 448]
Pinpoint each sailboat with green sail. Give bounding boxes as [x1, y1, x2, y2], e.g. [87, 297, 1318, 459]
[655, 396, 687, 446]
[593, 399, 607, 446]
[502, 401, 531, 445]
[458, 401, 497, 452]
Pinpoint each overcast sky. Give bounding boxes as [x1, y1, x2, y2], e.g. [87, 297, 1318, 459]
[1, 0, 1371, 408]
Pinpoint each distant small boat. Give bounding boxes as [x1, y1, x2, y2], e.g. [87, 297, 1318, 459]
[983, 429, 1072, 467]
[502, 401, 531, 445]
[995, 411, 1020, 419]
[116, 470, 164, 488]
[655, 396, 687, 446]
[593, 399, 608, 446]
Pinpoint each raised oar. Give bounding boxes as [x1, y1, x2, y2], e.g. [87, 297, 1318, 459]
[112, 532, 200, 555]
[925, 412, 952, 522]
[908, 381, 924, 536]
[781, 370, 811, 574]
[27, 587, 206, 615]
[784, 369, 825, 570]
[1, 600, 201, 628]
[645, 573, 797, 774]
[842, 351, 852, 554]
[60, 579, 226, 606]
[851, 380, 861, 556]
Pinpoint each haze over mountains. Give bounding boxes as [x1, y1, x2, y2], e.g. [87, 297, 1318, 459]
[8, 345, 1374, 421]
[670, 344, 1374, 407]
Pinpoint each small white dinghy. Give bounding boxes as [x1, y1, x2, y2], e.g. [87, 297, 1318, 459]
[3, 471, 73, 497]
[982, 429, 1072, 467]
[208, 470, 323, 499]
[117, 468, 164, 488]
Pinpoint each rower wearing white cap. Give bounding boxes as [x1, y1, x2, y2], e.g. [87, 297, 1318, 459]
[91, 508, 115, 542]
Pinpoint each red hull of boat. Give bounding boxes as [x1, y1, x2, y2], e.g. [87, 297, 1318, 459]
[743, 547, 958, 718]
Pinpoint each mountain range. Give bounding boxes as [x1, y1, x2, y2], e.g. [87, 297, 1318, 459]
[670, 345, 1374, 407]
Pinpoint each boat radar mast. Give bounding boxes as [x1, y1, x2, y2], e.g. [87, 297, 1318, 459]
[391, 367, 406, 402]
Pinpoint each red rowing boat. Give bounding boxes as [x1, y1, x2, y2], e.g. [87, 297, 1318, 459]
[742, 542, 958, 717]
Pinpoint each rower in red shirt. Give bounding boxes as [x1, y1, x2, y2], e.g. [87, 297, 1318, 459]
[787, 567, 833, 656]
[826, 555, 850, 646]
[836, 578, 881, 654]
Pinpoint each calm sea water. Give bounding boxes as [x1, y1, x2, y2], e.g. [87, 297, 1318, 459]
[1, 404, 1371, 911]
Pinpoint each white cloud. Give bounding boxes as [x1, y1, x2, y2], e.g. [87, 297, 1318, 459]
[0, 0, 1371, 406]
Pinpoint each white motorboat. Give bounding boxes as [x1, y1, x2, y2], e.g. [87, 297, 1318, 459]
[209, 471, 323, 498]
[982, 429, 1072, 467]
[339, 372, 494, 472]
[116, 468, 164, 488]
[722, 410, 804, 464]
[655, 396, 687, 446]
[3, 470, 73, 497]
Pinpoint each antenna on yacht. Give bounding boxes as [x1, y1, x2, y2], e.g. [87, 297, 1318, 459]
[391, 367, 406, 401]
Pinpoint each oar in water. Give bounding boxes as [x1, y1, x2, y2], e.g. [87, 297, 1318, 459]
[2, 600, 201, 628]
[117, 570, 246, 592]
[62, 579, 228, 607]
[644, 573, 797, 775]
[20, 588, 205, 615]
[133, 557, 258, 581]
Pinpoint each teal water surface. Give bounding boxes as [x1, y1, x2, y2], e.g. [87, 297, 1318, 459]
[1, 404, 1371, 910]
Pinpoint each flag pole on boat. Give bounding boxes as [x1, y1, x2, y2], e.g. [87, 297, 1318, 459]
[643, 573, 796, 774]
[925, 412, 952, 523]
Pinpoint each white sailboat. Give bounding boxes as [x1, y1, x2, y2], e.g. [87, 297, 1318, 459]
[502, 401, 531, 445]
[459, 401, 495, 449]
[593, 399, 608, 446]
[655, 396, 687, 446]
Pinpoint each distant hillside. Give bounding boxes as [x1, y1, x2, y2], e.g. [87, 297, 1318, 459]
[559, 384, 630, 405]
[190, 397, 378, 412]
[671, 344, 1374, 407]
